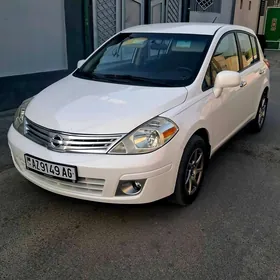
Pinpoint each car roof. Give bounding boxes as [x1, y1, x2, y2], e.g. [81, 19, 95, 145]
[121, 23, 254, 36]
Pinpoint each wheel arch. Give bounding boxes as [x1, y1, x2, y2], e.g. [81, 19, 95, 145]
[171, 126, 211, 205]
[192, 128, 211, 160]
[180, 123, 212, 161]
[263, 86, 269, 97]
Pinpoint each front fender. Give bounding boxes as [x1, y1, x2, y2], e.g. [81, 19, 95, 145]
[178, 121, 211, 152]
[162, 93, 213, 155]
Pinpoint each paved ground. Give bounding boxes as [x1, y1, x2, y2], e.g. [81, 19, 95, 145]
[1, 52, 280, 280]
[0, 109, 14, 172]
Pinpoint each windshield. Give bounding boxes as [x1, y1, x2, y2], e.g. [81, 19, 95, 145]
[73, 32, 213, 87]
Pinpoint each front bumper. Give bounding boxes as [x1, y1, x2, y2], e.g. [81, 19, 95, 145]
[8, 125, 179, 204]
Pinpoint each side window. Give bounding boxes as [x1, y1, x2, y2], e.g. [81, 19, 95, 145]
[203, 33, 239, 90]
[203, 65, 212, 90]
[237, 33, 254, 69]
[250, 35, 260, 63]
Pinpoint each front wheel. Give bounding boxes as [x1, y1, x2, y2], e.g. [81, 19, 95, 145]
[249, 93, 268, 133]
[171, 135, 208, 206]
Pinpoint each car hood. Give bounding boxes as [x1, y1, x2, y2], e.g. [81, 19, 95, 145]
[25, 75, 188, 134]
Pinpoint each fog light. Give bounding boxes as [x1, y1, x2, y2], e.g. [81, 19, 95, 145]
[116, 180, 146, 196]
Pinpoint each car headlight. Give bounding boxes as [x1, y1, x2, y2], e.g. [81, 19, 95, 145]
[108, 117, 178, 154]
[13, 97, 33, 134]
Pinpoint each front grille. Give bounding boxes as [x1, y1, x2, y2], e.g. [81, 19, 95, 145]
[24, 118, 124, 154]
[29, 171, 105, 196]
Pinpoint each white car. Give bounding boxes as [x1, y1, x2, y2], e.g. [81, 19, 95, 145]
[8, 23, 270, 205]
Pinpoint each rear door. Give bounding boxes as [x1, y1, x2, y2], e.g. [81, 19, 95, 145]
[236, 32, 265, 117]
[250, 35, 268, 112]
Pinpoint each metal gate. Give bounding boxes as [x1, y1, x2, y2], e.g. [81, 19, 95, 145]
[150, 0, 182, 23]
[122, 0, 145, 29]
[92, 0, 121, 49]
[92, 0, 182, 49]
[92, 0, 145, 49]
[151, 0, 165, 23]
[166, 0, 182, 22]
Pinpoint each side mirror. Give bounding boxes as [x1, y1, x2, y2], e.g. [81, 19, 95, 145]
[213, 71, 241, 98]
[77, 59, 86, 68]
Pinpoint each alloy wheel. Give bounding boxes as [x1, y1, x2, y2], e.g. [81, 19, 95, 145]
[185, 148, 205, 196]
[258, 97, 267, 128]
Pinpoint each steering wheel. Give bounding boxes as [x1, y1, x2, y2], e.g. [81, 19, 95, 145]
[176, 67, 193, 79]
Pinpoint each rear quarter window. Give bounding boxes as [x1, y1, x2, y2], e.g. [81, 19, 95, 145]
[250, 35, 260, 63]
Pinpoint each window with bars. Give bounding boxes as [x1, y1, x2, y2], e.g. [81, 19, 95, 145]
[190, 0, 222, 13]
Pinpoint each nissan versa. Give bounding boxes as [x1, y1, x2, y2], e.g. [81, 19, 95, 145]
[8, 23, 270, 205]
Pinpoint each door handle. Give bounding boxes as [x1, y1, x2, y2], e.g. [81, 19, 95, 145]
[259, 69, 265, 75]
[240, 81, 247, 88]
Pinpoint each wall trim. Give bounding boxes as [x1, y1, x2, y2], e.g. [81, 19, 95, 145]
[0, 70, 68, 112]
[0, 0, 85, 112]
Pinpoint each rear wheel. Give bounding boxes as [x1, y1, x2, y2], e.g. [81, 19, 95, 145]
[250, 93, 268, 133]
[171, 135, 208, 206]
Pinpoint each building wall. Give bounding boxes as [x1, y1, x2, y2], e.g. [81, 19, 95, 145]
[0, 0, 85, 112]
[234, 0, 261, 33]
[190, 0, 235, 24]
[0, 0, 67, 78]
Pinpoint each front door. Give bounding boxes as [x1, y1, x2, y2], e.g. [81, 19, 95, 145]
[204, 32, 245, 148]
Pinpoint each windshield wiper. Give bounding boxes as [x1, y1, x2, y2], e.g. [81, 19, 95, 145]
[102, 74, 173, 87]
[74, 70, 174, 86]
[73, 69, 114, 82]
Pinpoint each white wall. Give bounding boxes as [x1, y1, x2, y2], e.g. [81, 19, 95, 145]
[0, 0, 67, 77]
[190, 0, 234, 24]
[234, 0, 261, 33]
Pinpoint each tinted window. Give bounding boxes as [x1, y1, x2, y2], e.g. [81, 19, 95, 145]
[74, 33, 213, 87]
[237, 33, 254, 69]
[250, 35, 259, 63]
[100, 45, 136, 64]
[203, 33, 239, 90]
[149, 40, 170, 57]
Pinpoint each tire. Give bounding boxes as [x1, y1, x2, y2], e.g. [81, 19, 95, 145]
[249, 92, 268, 133]
[171, 135, 208, 206]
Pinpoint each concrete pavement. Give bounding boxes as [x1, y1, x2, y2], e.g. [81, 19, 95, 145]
[1, 51, 280, 280]
[0, 110, 13, 172]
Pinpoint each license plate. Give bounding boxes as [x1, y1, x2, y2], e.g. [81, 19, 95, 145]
[24, 154, 77, 182]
